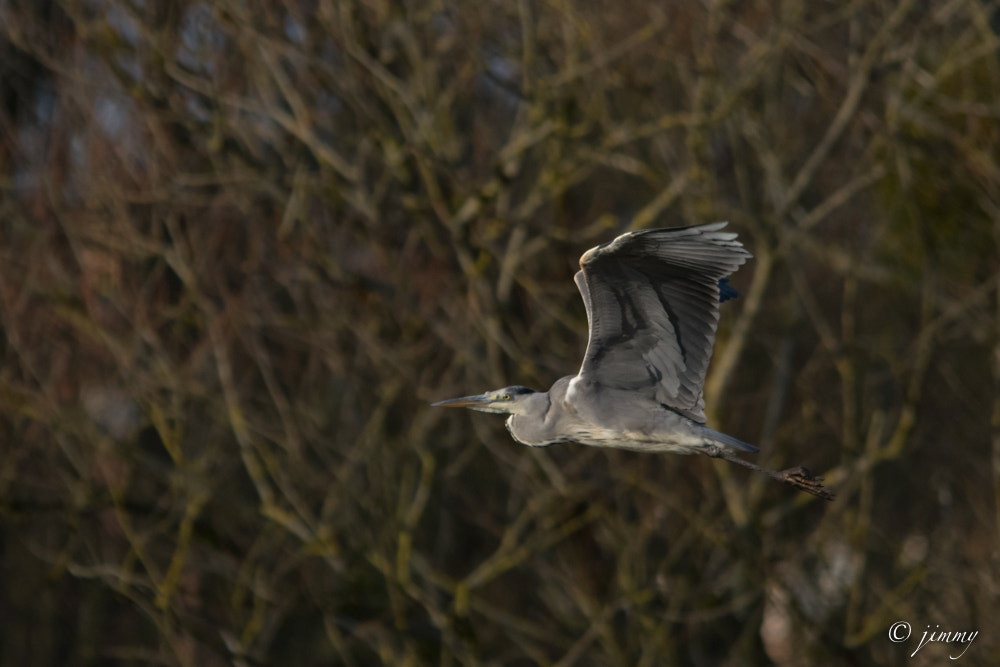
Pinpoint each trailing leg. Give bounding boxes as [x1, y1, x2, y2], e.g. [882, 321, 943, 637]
[704, 446, 834, 501]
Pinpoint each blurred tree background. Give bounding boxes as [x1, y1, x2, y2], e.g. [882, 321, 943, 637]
[2, 0, 999, 665]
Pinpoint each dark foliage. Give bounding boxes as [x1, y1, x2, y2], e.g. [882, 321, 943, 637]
[1, 0, 999, 665]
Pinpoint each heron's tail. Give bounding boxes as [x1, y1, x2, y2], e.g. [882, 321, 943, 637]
[702, 427, 759, 453]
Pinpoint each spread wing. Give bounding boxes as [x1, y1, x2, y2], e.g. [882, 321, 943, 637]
[574, 222, 751, 423]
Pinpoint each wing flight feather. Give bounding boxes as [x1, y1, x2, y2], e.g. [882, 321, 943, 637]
[574, 222, 751, 423]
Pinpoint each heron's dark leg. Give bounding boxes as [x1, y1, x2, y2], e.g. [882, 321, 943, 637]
[703, 446, 835, 501]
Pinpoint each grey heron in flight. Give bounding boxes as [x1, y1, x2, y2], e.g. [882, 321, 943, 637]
[435, 222, 833, 500]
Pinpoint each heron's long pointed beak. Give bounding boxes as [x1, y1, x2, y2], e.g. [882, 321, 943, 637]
[432, 394, 493, 409]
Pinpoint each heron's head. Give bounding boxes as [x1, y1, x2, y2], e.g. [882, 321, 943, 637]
[432, 386, 539, 415]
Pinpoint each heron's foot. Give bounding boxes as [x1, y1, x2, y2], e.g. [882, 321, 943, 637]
[780, 466, 835, 501]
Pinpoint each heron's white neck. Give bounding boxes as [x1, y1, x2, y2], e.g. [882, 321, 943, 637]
[504, 391, 565, 447]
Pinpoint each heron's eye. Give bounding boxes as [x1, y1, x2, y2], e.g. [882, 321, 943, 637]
[502, 393, 511, 400]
